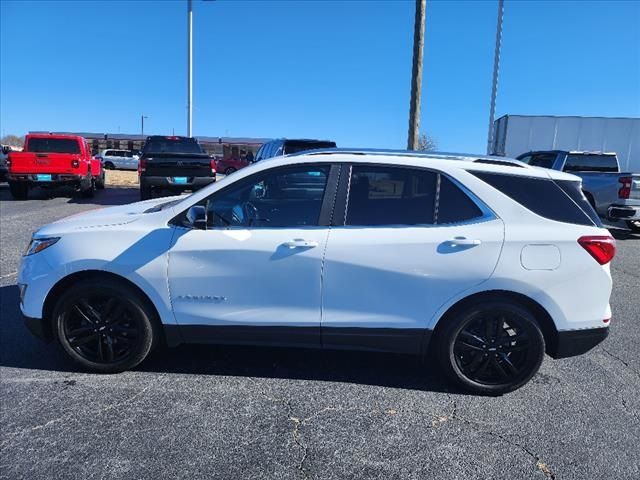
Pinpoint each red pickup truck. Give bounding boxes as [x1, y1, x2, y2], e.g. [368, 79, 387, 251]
[7, 134, 105, 200]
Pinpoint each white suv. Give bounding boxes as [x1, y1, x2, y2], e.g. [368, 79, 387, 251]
[99, 149, 139, 170]
[18, 150, 615, 394]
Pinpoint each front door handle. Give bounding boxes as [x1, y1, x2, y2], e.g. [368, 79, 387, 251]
[446, 237, 482, 247]
[284, 239, 319, 249]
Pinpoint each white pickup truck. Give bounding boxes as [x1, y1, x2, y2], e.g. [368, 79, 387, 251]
[516, 150, 640, 232]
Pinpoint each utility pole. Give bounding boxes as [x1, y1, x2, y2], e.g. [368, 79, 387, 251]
[407, 0, 426, 151]
[486, 0, 504, 154]
[187, 0, 193, 137]
[141, 115, 148, 138]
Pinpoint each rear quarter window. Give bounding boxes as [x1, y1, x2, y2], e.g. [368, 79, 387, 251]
[471, 171, 595, 226]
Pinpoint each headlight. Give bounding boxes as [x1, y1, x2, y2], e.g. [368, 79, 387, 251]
[24, 237, 60, 256]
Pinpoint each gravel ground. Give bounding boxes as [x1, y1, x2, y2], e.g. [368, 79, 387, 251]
[0, 183, 638, 480]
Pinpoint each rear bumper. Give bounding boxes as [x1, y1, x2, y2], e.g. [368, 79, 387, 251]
[608, 204, 640, 221]
[8, 173, 87, 187]
[549, 327, 609, 359]
[141, 175, 216, 190]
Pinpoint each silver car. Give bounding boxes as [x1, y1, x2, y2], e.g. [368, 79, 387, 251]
[99, 149, 139, 171]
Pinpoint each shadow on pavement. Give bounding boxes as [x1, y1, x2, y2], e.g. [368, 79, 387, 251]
[0, 283, 458, 394]
[0, 183, 140, 206]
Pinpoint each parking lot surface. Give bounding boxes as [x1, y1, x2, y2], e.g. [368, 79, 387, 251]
[1, 184, 639, 479]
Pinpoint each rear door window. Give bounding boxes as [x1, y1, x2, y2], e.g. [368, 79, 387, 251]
[346, 166, 437, 226]
[436, 175, 484, 224]
[521, 153, 557, 169]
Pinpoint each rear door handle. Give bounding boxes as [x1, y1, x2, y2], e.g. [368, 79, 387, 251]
[284, 239, 319, 249]
[446, 237, 482, 247]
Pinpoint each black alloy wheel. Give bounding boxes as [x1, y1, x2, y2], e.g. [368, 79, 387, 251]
[436, 300, 545, 395]
[225, 167, 236, 175]
[53, 279, 155, 372]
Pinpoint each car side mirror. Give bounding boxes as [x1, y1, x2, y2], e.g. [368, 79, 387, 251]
[186, 205, 207, 230]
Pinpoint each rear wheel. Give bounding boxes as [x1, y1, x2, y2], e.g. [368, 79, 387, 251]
[81, 178, 95, 198]
[140, 184, 152, 200]
[627, 220, 640, 232]
[96, 170, 106, 190]
[8, 181, 29, 200]
[435, 300, 545, 395]
[53, 279, 156, 372]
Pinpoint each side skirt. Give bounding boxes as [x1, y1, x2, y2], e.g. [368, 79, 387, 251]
[164, 324, 432, 356]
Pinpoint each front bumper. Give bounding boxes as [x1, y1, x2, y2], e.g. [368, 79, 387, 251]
[141, 176, 216, 191]
[549, 326, 609, 359]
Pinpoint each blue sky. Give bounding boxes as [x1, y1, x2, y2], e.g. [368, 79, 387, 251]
[1, 0, 639, 153]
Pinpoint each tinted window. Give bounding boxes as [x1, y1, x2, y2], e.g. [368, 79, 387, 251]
[472, 171, 594, 226]
[346, 166, 437, 226]
[27, 138, 80, 154]
[143, 137, 204, 155]
[555, 180, 603, 227]
[519, 153, 557, 169]
[284, 141, 336, 155]
[207, 165, 329, 228]
[437, 175, 483, 224]
[254, 145, 264, 162]
[564, 154, 618, 173]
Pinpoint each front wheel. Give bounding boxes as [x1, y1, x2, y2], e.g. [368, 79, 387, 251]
[435, 300, 545, 395]
[224, 167, 236, 175]
[8, 181, 29, 200]
[627, 220, 640, 233]
[53, 279, 156, 372]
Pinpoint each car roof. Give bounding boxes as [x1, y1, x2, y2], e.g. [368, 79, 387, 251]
[522, 149, 617, 156]
[278, 148, 581, 181]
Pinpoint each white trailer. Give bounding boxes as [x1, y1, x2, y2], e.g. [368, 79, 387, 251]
[491, 115, 640, 172]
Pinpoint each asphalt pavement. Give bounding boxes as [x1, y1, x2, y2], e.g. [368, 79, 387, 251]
[1, 183, 639, 479]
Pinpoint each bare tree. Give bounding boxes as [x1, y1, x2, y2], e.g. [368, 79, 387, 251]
[1, 134, 25, 148]
[416, 133, 437, 151]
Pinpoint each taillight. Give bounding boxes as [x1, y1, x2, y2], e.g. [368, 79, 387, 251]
[578, 235, 616, 265]
[210, 159, 217, 175]
[618, 176, 632, 199]
[71, 159, 80, 168]
[138, 158, 147, 174]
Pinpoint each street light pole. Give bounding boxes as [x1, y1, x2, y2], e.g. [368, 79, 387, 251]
[187, 0, 193, 137]
[141, 115, 148, 138]
[486, 0, 504, 155]
[407, 0, 426, 151]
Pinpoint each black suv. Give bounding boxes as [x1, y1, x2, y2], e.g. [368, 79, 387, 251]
[138, 136, 215, 200]
[254, 139, 336, 162]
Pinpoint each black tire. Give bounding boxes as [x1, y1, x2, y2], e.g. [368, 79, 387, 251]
[225, 167, 236, 175]
[435, 299, 545, 395]
[81, 178, 95, 198]
[8, 181, 29, 200]
[52, 278, 156, 373]
[627, 220, 640, 233]
[140, 184, 152, 200]
[96, 170, 106, 190]
[104, 162, 115, 170]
